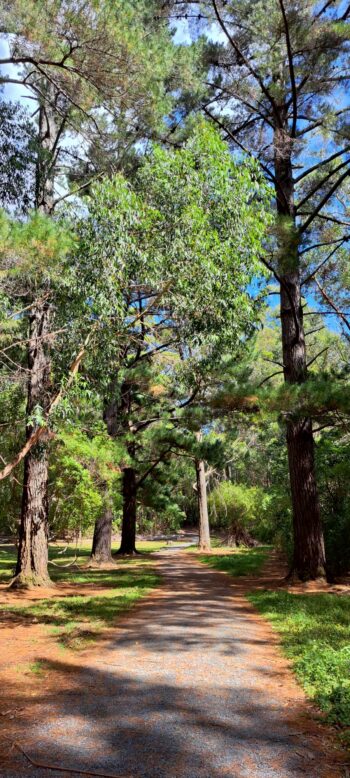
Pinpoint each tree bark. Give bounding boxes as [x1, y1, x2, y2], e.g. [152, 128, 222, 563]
[35, 85, 56, 214]
[12, 87, 58, 588]
[274, 125, 326, 580]
[11, 304, 52, 587]
[90, 388, 118, 564]
[89, 392, 120, 564]
[102, 385, 140, 557]
[90, 507, 114, 564]
[116, 466, 138, 555]
[286, 418, 325, 579]
[195, 458, 211, 552]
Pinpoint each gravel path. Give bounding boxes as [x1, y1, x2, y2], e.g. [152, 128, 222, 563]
[2, 553, 342, 778]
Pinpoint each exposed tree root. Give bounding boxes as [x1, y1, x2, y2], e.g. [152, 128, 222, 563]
[12, 741, 122, 778]
[114, 548, 142, 557]
[285, 566, 328, 584]
[8, 572, 54, 590]
[85, 556, 116, 568]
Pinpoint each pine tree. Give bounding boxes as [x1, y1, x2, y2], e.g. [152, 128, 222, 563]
[168, 0, 350, 579]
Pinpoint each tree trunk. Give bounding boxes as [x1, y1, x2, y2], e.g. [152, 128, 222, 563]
[12, 88, 58, 588]
[90, 507, 114, 564]
[35, 85, 56, 214]
[274, 125, 326, 580]
[195, 458, 211, 552]
[286, 418, 326, 579]
[116, 466, 138, 555]
[11, 304, 52, 588]
[89, 392, 120, 564]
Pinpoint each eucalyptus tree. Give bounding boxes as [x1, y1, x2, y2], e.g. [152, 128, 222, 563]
[195, 450, 211, 551]
[167, 0, 350, 579]
[75, 123, 271, 556]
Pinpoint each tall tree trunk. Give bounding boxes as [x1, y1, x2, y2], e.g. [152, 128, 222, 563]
[274, 125, 326, 580]
[12, 304, 51, 587]
[90, 507, 114, 564]
[195, 458, 211, 552]
[89, 393, 119, 564]
[101, 384, 139, 557]
[116, 466, 138, 555]
[114, 382, 140, 556]
[35, 86, 56, 214]
[286, 418, 325, 579]
[12, 88, 57, 588]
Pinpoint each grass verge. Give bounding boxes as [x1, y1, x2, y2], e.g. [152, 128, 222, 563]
[0, 540, 165, 584]
[198, 545, 270, 576]
[249, 590, 350, 742]
[5, 567, 159, 649]
[199, 545, 350, 742]
[0, 542, 160, 648]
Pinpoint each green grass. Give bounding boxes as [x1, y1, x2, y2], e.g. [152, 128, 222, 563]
[198, 546, 270, 576]
[0, 542, 160, 648]
[4, 567, 159, 648]
[29, 660, 45, 676]
[249, 590, 350, 737]
[184, 538, 223, 551]
[135, 540, 167, 553]
[0, 540, 166, 584]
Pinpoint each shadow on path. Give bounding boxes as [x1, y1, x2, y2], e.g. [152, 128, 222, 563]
[0, 554, 344, 778]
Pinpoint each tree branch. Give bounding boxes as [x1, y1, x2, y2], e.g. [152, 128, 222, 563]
[306, 346, 329, 367]
[263, 357, 285, 368]
[296, 156, 350, 212]
[50, 173, 104, 211]
[0, 327, 95, 481]
[299, 167, 350, 234]
[314, 278, 350, 332]
[258, 370, 284, 387]
[294, 146, 350, 183]
[135, 447, 173, 489]
[301, 240, 347, 287]
[278, 0, 297, 136]
[203, 108, 276, 184]
[299, 237, 346, 256]
[210, 0, 281, 124]
[305, 326, 325, 336]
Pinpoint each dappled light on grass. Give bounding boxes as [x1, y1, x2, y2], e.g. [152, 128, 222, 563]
[249, 590, 350, 738]
[0, 543, 159, 649]
[198, 547, 270, 577]
[6, 570, 158, 649]
[2, 567, 159, 649]
[0, 541, 165, 584]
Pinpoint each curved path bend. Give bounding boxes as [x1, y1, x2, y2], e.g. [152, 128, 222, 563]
[3, 552, 342, 778]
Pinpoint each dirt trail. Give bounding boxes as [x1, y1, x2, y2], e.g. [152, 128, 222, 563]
[0, 552, 345, 777]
